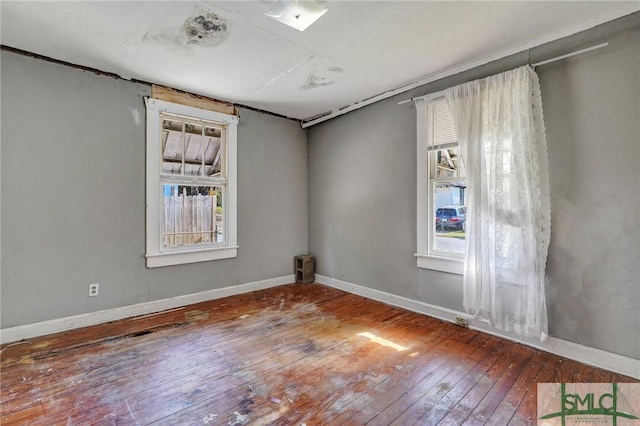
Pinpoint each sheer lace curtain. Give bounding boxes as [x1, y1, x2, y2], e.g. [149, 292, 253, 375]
[445, 66, 551, 341]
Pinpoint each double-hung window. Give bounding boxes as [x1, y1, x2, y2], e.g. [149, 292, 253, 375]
[416, 93, 466, 274]
[145, 98, 238, 268]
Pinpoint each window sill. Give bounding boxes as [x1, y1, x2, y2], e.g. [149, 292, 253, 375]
[415, 253, 463, 275]
[146, 246, 238, 268]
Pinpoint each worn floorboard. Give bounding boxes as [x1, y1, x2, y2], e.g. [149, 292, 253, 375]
[1, 283, 637, 425]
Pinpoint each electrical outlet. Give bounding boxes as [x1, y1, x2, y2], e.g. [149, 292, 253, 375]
[88, 283, 99, 297]
[455, 316, 469, 327]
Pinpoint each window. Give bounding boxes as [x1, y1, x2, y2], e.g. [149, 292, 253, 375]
[145, 98, 238, 268]
[416, 93, 466, 274]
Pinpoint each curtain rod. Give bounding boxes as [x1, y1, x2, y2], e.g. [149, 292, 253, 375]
[531, 42, 608, 67]
[397, 42, 608, 106]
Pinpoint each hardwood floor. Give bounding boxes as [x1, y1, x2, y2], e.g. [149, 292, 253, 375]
[1, 283, 636, 425]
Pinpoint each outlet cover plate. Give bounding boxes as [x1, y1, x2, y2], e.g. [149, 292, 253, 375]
[89, 283, 99, 297]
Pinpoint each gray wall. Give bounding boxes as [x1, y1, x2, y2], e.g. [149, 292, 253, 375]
[1, 51, 308, 327]
[541, 26, 639, 359]
[2, 15, 638, 361]
[308, 15, 639, 359]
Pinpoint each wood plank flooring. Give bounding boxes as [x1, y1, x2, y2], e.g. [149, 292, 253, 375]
[1, 283, 637, 425]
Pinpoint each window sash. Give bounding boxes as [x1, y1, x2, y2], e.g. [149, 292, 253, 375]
[159, 173, 227, 186]
[426, 96, 466, 258]
[427, 178, 466, 259]
[160, 113, 227, 179]
[426, 97, 457, 149]
[146, 97, 238, 268]
[159, 183, 226, 253]
[158, 113, 228, 253]
[416, 93, 465, 274]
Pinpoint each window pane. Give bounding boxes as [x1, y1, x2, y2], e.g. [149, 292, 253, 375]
[433, 181, 466, 254]
[204, 126, 222, 176]
[162, 119, 184, 175]
[429, 147, 465, 179]
[426, 97, 457, 148]
[162, 118, 224, 177]
[183, 123, 204, 176]
[162, 184, 223, 247]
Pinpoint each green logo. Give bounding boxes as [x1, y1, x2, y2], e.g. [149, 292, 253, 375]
[539, 383, 639, 426]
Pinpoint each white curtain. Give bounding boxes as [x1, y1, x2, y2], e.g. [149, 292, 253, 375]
[445, 66, 551, 341]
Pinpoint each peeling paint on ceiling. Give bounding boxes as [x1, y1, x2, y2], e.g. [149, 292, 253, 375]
[182, 12, 229, 46]
[300, 74, 335, 91]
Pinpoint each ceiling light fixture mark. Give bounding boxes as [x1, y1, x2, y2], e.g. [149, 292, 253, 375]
[265, 0, 328, 31]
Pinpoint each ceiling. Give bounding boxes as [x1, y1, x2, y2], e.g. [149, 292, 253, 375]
[1, 1, 638, 123]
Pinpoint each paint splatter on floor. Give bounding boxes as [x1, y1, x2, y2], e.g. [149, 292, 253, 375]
[227, 411, 248, 425]
[202, 413, 217, 424]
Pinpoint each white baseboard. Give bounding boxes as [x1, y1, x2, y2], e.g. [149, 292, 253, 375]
[316, 274, 640, 380]
[3, 273, 637, 380]
[0, 274, 295, 345]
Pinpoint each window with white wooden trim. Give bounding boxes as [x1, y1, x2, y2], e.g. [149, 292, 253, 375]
[416, 93, 466, 274]
[145, 98, 238, 268]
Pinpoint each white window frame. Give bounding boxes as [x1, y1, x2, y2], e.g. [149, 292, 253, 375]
[145, 98, 238, 268]
[415, 92, 464, 275]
